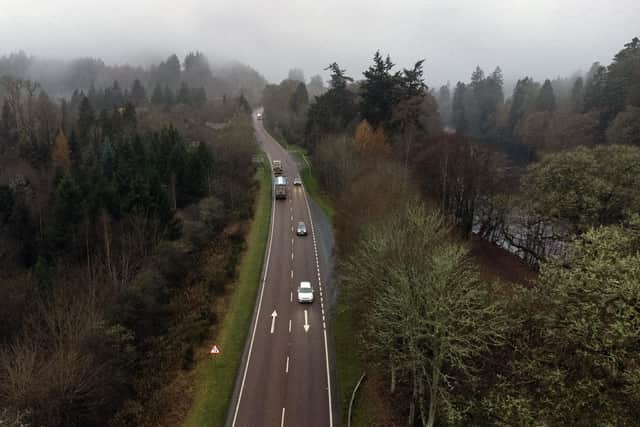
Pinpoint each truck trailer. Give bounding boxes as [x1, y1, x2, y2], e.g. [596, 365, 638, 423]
[274, 176, 287, 200]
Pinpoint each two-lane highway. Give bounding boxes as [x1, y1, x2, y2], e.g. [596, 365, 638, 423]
[227, 113, 333, 427]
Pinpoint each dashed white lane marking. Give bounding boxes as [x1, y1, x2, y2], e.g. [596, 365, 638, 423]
[291, 252, 294, 261]
[290, 270, 294, 279]
[281, 407, 285, 427]
[290, 291, 292, 302]
[289, 319, 292, 333]
[285, 356, 289, 374]
[301, 185, 334, 427]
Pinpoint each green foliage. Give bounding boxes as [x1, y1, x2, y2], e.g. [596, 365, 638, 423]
[521, 144, 640, 233]
[535, 79, 556, 112]
[304, 63, 357, 150]
[606, 105, 640, 146]
[343, 203, 507, 426]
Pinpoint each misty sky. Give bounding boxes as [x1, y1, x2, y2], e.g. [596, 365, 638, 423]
[1, 0, 639, 87]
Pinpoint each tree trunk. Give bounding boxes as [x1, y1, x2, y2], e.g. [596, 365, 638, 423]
[408, 364, 418, 426]
[427, 353, 443, 427]
[170, 172, 177, 211]
[390, 363, 397, 394]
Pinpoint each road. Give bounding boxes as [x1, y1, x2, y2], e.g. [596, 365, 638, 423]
[226, 113, 334, 427]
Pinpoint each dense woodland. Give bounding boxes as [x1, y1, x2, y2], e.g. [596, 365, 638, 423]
[263, 37, 640, 426]
[0, 51, 267, 105]
[0, 52, 260, 425]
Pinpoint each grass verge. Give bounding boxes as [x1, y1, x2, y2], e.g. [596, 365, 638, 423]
[182, 162, 272, 427]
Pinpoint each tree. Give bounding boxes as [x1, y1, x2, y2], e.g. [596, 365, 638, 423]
[520, 144, 640, 234]
[583, 62, 607, 112]
[287, 68, 305, 82]
[237, 94, 252, 115]
[436, 84, 451, 127]
[451, 82, 468, 133]
[606, 105, 640, 146]
[289, 82, 309, 114]
[304, 63, 356, 150]
[508, 77, 538, 137]
[163, 85, 174, 105]
[176, 82, 191, 105]
[76, 96, 95, 139]
[307, 74, 325, 98]
[569, 77, 584, 112]
[51, 129, 70, 173]
[130, 79, 147, 106]
[527, 223, 640, 425]
[342, 204, 507, 427]
[361, 51, 401, 128]
[535, 79, 556, 112]
[150, 83, 163, 105]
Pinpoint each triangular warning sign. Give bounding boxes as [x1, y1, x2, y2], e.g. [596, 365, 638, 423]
[210, 344, 221, 355]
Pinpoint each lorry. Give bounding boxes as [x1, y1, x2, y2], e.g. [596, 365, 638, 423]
[272, 160, 283, 176]
[274, 176, 287, 200]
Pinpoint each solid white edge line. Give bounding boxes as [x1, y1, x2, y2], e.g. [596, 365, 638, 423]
[231, 147, 276, 427]
[302, 186, 334, 427]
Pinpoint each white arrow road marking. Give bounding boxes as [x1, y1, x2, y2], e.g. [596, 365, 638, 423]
[270, 310, 278, 334]
[304, 309, 310, 333]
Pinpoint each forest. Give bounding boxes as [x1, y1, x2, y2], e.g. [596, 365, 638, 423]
[0, 52, 260, 426]
[262, 37, 640, 426]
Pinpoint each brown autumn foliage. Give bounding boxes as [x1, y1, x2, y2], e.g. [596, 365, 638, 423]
[50, 129, 70, 173]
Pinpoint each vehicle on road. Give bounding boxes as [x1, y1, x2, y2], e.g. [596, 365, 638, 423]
[272, 159, 283, 175]
[293, 176, 302, 186]
[274, 176, 287, 200]
[296, 221, 307, 236]
[297, 281, 314, 303]
[256, 112, 263, 120]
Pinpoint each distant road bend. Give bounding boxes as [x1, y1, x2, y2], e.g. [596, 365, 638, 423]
[226, 112, 334, 427]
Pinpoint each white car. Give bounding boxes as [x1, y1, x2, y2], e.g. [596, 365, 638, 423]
[293, 177, 302, 186]
[296, 221, 307, 236]
[256, 112, 263, 120]
[297, 281, 314, 303]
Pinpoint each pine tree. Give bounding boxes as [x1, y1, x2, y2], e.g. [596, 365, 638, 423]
[130, 79, 147, 106]
[151, 83, 164, 105]
[177, 82, 191, 105]
[570, 77, 584, 112]
[536, 79, 557, 112]
[77, 96, 95, 139]
[452, 82, 468, 133]
[289, 82, 309, 114]
[361, 51, 401, 127]
[238, 94, 252, 115]
[163, 85, 175, 105]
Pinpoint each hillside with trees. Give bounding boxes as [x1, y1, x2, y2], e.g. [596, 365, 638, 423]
[263, 38, 640, 425]
[0, 51, 267, 105]
[0, 65, 261, 425]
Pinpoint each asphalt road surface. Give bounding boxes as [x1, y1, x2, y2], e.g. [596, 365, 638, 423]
[226, 113, 334, 427]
